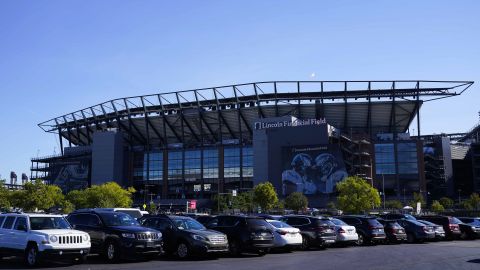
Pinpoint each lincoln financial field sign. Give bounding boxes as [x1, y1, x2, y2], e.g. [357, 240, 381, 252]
[254, 118, 327, 130]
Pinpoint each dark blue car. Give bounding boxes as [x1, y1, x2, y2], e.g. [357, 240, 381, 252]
[396, 219, 435, 243]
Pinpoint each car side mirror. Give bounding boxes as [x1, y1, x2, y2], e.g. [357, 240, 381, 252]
[71, 224, 76, 229]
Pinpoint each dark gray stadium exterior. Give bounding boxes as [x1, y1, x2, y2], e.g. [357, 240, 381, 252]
[31, 80, 473, 208]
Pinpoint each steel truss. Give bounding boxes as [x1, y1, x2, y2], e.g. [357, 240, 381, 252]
[38, 80, 473, 147]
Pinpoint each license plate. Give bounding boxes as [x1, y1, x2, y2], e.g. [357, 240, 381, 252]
[146, 242, 154, 248]
[325, 240, 335, 243]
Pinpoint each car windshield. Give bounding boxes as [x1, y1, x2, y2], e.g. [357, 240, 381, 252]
[30, 217, 71, 230]
[316, 219, 335, 226]
[450, 217, 463, 224]
[247, 218, 270, 227]
[409, 220, 427, 226]
[172, 218, 205, 230]
[331, 219, 347, 226]
[387, 221, 401, 227]
[367, 218, 383, 227]
[418, 220, 432, 225]
[269, 220, 293, 228]
[99, 212, 140, 226]
[404, 214, 416, 221]
[116, 210, 142, 219]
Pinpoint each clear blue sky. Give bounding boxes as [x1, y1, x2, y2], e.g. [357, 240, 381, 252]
[0, 0, 479, 181]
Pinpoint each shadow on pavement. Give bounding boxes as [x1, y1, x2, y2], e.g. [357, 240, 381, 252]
[467, 259, 480, 264]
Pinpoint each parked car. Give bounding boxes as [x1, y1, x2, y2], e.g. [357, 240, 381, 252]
[457, 217, 480, 239]
[195, 215, 215, 226]
[0, 213, 91, 267]
[417, 220, 446, 241]
[254, 214, 283, 220]
[395, 219, 435, 243]
[335, 215, 386, 245]
[94, 208, 146, 220]
[450, 217, 480, 240]
[377, 219, 407, 243]
[330, 218, 358, 246]
[280, 215, 336, 250]
[67, 209, 163, 262]
[265, 219, 303, 251]
[381, 213, 417, 221]
[141, 215, 228, 259]
[206, 215, 274, 256]
[458, 217, 480, 227]
[419, 215, 462, 240]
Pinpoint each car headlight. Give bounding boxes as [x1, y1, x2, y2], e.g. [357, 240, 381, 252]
[192, 234, 207, 241]
[157, 232, 163, 239]
[49, 235, 58, 243]
[83, 234, 89, 241]
[121, 233, 136, 239]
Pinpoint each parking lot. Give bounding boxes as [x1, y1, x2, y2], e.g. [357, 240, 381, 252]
[1, 240, 480, 270]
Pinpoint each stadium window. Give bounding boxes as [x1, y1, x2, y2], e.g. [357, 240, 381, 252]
[375, 143, 396, 174]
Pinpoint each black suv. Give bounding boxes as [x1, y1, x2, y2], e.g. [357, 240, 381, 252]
[336, 215, 386, 245]
[280, 215, 336, 250]
[67, 209, 163, 262]
[141, 215, 229, 259]
[206, 215, 274, 256]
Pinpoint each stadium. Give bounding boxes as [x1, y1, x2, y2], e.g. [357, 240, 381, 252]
[31, 80, 473, 208]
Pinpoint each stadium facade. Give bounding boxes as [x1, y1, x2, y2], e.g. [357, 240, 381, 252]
[31, 81, 473, 207]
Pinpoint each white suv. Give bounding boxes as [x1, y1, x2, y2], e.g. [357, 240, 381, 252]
[0, 213, 91, 266]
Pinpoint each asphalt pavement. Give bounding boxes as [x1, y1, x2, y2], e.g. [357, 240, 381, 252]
[2, 240, 480, 270]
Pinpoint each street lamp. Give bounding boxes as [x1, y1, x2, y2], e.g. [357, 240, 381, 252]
[382, 174, 386, 209]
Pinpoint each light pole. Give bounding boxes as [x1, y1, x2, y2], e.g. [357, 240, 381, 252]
[458, 189, 462, 205]
[381, 174, 386, 209]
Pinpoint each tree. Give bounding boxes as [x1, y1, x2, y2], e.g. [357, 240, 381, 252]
[231, 191, 255, 213]
[0, 180, 10, 210]
[462, 193, 480, 210]
[439, 197, 454, 209]
[212, 194, 230, 213]
[431, 200, 445, 212]
[146, 201, 157, 214]
[274, 199, 285, 211]
[326, 201, 337, 209]
[336, 176, 381, 214]
[16, 179, 65, 211]
[384, 200, 403, 209]
[59, 200, 75, 214]
[285, 192, 308, 213]
[67, 182, 135, 209]
[253, 182, 279, 212]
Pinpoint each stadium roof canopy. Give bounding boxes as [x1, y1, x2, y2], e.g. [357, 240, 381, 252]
[38, 80, 473, 147]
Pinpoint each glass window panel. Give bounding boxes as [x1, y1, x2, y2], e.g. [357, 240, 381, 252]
[376, 163, 396, 175]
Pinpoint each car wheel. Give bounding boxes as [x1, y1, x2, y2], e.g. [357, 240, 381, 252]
[176, 242, 190, 259]
[301, 236, 310, 250]
[24, 244, 40, 267]
[406, 233, 415, 244]
[460, 232, 468, 240]
[104, 240, 121, 263]
[356, 234, 365, 246]
[229, 240, 241, 256]
[257, 249, 267, 256]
